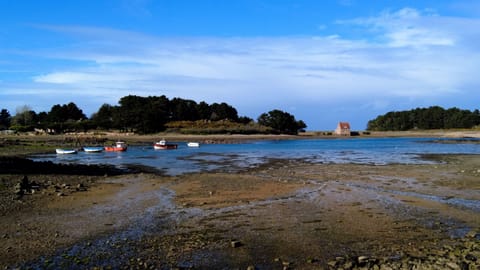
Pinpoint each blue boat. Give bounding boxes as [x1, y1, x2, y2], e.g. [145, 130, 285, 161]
[83, 146, 104, 153]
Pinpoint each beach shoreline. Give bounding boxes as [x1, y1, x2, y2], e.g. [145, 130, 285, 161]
[1, 152, 479, 269]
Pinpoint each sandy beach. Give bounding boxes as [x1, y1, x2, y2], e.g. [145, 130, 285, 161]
[1, 145, 479, 269]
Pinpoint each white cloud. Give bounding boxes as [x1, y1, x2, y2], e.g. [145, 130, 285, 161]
[338, 8, 458, 48]
[3, 7, 480, 128]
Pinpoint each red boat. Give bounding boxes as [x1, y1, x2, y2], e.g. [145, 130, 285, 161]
[104, 141, 128, 152]
[153, 139, 177, 150]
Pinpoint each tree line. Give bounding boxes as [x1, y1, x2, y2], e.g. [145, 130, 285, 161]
[367, 106, 480, 131]
[0, 95, 306, 135]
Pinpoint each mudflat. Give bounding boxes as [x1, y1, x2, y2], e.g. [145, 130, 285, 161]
[1, 153, 479, 269]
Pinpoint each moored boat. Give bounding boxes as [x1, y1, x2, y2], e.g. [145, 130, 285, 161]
[187, 142, 200, 147]
[154, 139, 178, 150]
[56, 148, 78, 154]
[83, 146, 104, 153]
[104, 141, 128, 152]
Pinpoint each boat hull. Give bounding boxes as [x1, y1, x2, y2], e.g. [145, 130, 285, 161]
[56, 149, 77, 154]
[83, 147, 104, 153]
[187, 142, 200, 147]
[153, 143, 178, 150]
[104, 146, 127, 152]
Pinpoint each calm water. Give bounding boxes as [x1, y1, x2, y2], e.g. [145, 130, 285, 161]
[32, 137, 480, 175]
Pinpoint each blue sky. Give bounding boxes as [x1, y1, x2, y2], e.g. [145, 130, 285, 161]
[1, 0, 480, 130]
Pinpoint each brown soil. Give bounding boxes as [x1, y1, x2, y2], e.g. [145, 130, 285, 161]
[0, 155, 479, 269]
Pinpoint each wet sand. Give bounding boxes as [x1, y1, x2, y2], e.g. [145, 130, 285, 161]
[1, 154, 479, 269]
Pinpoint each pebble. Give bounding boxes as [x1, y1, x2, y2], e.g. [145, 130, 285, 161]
[230, 240, 242, 248]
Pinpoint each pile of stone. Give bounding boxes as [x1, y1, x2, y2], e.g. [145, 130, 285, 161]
[327, 233, 479, 270]
[13, 176, 87, 198]
[13, 176, 40, 197]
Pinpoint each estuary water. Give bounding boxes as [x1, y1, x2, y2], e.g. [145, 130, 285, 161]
[32, 137, 480, 175]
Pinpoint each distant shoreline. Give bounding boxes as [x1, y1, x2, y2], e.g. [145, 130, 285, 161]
[1, 129, 480, 157]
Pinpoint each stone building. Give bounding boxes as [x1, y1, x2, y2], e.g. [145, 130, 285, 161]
[335, 122, 351, 136]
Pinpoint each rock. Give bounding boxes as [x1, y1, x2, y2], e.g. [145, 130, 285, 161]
[327, 260, 337, 267]
[465, 231, 478, 238]
[231, 240, 242, 248]
[343, 260, 354, 269]
[358, 255, 369, 264]
[282, 261, 291, 267]
[76, 183, 87, 191]
[446, 262, 460, 269]
[14, 182, 23, 195]
[465, 253, 477, 262]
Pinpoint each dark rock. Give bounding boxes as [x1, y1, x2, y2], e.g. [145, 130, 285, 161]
[465, 253, 477, 262]
[230, 240, 242, 248]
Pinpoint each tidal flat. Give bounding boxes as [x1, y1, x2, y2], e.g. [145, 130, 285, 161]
[1, 153, 479, 269]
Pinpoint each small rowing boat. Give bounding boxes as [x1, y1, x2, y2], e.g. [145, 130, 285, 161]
[83, 146, 104, 153]
[56, 148, 78, 154]
[187, 142, 200, 147]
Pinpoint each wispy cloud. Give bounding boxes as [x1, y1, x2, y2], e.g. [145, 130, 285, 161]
[120, 0, 152, 17]
[2, 7, 480, 128]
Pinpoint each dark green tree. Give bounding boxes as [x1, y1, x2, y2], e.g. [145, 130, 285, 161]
[45, 102, 87, 132]
[237, 116, 254, 124]
[210, 102, 238, 121]
[91, 104, 115, 130]
[367, 106, 480, 131]
[196, 101, 211, 120]
[118, 95, 147, 132]
[47, 102, 86, 123]
[143, 95, 169, 133]
[0, 109, 11, 129]
[116, 95, 170, 133]
[257, 109, 306, 135]
[170, 98, 199, 121]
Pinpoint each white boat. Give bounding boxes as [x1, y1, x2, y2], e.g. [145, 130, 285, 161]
[83, 146, 104, 153]
[56, 148, 78, 154]
[187, 142, 200, 147]
[154, 139, 178, 150]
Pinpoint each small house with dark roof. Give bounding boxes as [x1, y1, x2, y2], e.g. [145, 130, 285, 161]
[335, 122, 351, 136]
